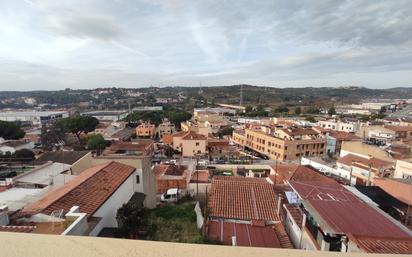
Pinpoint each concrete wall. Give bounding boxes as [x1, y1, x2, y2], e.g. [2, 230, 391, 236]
[394, 159, 412, 179]
[71, 152, 93, 175]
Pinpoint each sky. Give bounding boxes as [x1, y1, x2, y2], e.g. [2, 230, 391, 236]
[1, 0, 412, 90]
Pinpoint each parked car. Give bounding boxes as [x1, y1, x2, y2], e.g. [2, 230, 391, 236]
[160, 188, 182, 203]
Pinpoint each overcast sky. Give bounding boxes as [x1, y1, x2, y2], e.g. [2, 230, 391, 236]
[1, 0, 412, 90]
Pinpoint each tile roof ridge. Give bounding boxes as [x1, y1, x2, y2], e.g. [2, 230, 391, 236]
[20, 161, 114, 216]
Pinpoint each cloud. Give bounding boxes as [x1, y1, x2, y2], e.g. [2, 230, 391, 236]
[47, 13, 122, 40]
[0, 0, 412, 90]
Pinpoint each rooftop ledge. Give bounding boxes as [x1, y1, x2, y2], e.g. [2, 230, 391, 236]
[0, 232, 402, 257]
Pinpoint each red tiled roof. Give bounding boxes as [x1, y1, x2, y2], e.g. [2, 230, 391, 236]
[190, 170, 210, 183]
[270, 164, 335, 184]
[348, 234, 412, 254]
[281, 127, 318, 136]
[207, 221, 293, 248]
[289, 181, 410, 238]
[21, 162, 135, 218]
[0, 225, 35, 233]
[108, 140, 153, 152]
[181, 131, 207, 140]
[337, 154, 393, 171]
[209, 176, 279, 221]
[154, 165, 188, 178]
[328, 131, 360, 141]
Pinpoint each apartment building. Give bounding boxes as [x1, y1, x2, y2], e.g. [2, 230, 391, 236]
[234, 127, 326, 161]
[135, 122, 156, 138]
[156, 118, 175, 138]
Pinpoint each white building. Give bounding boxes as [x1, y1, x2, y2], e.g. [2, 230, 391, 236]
[0, 111, 69, 126]
[318, 120, 359, 132]
[0, 140, 34, 154]
[81, 110, 128, 122]
[19, 161, 142, 236]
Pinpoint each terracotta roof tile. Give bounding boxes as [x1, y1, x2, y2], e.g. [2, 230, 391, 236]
[21, 161, 135, 218]
[289, 181, 410, 238]
[270, 164, 335, 184]
[348, 234, 412, 254]
[338, 154, 393, 171]
[209, 176, 279, 221]
[207, 221, 292, 248]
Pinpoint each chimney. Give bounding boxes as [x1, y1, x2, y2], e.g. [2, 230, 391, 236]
[231, 236, 237, 246]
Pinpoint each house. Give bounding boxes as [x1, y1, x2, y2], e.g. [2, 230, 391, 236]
[207, 176, 293, 248]
[336, 154, 393, 185]
[136, 122, 156, 138]
[97, 140, 156, 208]
[285, 181, 411, 252]
[168, 131, 207, 157]
[326, 131, 361, 156]
[18, 161, 141, 236]
[157, 118, 175, 138]
[153, 165, 189, 194]
[0, 140, 34, 155]
[318, 120, 359, 133]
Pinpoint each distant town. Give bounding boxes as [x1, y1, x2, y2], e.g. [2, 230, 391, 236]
[0, 85, 411, 254]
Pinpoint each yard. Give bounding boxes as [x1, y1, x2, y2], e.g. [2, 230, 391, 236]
[146, 202, 204, 243]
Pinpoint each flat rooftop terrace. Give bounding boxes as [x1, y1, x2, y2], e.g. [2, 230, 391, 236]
[0, 232, 389, 257]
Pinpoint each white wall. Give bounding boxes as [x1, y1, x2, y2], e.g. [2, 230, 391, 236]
[89, 171, 139, 236]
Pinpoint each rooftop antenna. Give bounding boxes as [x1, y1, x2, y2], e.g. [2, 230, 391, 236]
[240, 84, 243, 106]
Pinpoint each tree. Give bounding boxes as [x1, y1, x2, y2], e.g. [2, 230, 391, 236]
[0, 121, 25, 140]
[216, 126, 234, 138]
[328, 107, 336, 116]
[305, 116, 316, 123]
[61, 116, 99, 143]
[294, 107, 302, 115]
[245, 105, 253, 113]
[167, 110, 192, 127]
[41, 122, 67, 150]
[116, 202, 148, 238]
[86, 134, 109, 154]
[272, 106, 289, 115]
[13, 149, 35, 162]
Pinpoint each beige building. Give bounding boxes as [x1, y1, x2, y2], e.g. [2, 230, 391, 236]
[136, 122, 156, 138]
[170, 131, 207, 157]
[156, 119, 175, 138]
[394, 159, 412, 179]
[233, 127, 326, 161]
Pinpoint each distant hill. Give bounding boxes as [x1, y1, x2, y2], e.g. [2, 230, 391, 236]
[1, 85, 412, 109]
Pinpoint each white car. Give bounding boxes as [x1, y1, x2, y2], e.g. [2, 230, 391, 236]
[160, 188, 182, 203]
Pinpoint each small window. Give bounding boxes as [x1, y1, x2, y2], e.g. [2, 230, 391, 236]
[136, 175, 140, 184]
[196, 142, 199, 146]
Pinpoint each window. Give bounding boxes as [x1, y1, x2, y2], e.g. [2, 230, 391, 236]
[197, 150, 201, 154]
[195, 142, 199, 146]
[136, 175, 140, 184]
